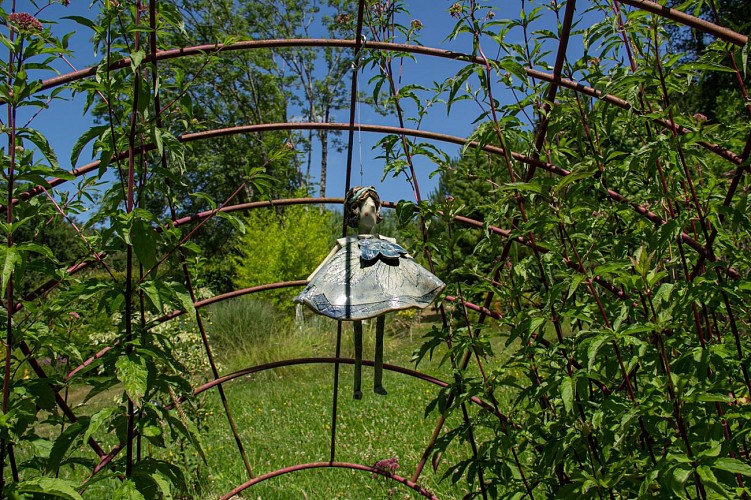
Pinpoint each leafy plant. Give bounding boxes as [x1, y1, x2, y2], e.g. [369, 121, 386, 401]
[2, 0, 751, 499]
[232, 199, 337, 307]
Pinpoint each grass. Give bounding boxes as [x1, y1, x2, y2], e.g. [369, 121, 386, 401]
[195, 362, 472, 498]
[15, 298, 513, 498]
[194, 298, 475, 498]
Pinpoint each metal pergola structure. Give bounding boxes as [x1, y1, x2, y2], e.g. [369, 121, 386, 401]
[2, 0, 750, 497]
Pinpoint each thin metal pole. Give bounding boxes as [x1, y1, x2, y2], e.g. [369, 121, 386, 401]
[330, 0, 366, 464]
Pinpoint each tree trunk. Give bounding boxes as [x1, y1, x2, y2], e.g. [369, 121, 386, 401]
[305, 128, 313, 190]
[319, 129, 328, 197]
[319, 106, 331, 197]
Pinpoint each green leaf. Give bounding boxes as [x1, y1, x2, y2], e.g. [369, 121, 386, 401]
[133, 470, 172, 500]
[18, 127, 59, 170]
[712, 457, 751, 476]
[171, 283, 196, 318]
[136, 457, 187, 495]
[217, 211, 246, 234]
[188, 192, 217, 210]
[116, 355, 149, 409]
[114, 479, 146, 500]
[25, 378, 57, 411]
[677, 61, 736, 73]
[0, 246, 21, 293]
[130, 50, 146, 72]
[588, 333, 611, 371]
[46, 420, 86, 474]
[496, 181, 545, 196]
[560, 376, 574, 414]
[568, 273, 586, 299]
[83, 407, 116, 445]
[132, 218, 158, 270]
[554, 167, 597, 193]
[140, 280, 165, 313]
[668, 467, 692, 498]
[14, 477, 84, 500]
[16, 242, 58, 262]
[165, 413, 206, 463]
[151, 126, 164, 156]
[396, 200, 417, 227]
[70, 125, 109, 167]
[61, 15, 98, 31]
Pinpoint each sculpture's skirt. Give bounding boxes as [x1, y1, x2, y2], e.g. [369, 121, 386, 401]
[294, 238, 445, 321]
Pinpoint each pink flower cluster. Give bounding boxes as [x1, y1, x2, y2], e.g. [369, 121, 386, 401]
[371, 2, 387, 17]
[372, 456, 399, 479]
[449, 2, 463, 18]
[7, 12, 43, 33]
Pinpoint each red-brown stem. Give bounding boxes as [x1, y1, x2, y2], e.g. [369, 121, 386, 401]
[562, 219, 658, 465]
[123, 1, 143, 479]
[651, 22, 751, 414]
[17, 342, 106, 457]
[470, 6, 614, 489]
[690, 50, 751, 277]
[1, 4, 18, 487]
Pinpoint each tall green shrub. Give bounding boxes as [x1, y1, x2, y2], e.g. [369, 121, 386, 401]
[232, 202, 336, 307]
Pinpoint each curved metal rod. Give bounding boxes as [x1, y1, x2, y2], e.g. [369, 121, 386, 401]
[618, 0, 747, 46]
[88, 356, 508, 485]
[219, 461, 438, 500]
[56, 177, 729, 386]
[166, 196, 520, 244]
[65, 280, 306, 381]
[176, 357, 507, 422]
[524, 68, 743, 167]
[167, 197, 344, 229]
[13, 64, 740, 208]
[168, 197, 631, 297]
[26, 8, 749, 97]
[151, 280, 307, 324]
[162, 187, 722, 275]
[3, 120, 723, 270]
[8, 122, 560, 208]
[3, 35, 739, 203]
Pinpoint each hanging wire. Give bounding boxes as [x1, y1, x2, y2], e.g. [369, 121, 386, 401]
[357, 36, 366, 185]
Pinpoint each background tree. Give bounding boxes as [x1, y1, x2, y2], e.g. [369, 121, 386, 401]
[248, 0, 357, 196]
[429, 153, 510, 306]
[667, 0, 751, 123]
[151, 0, 359, 289]
[147, 0, 302, 291]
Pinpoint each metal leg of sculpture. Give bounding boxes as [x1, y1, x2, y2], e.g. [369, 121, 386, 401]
[353, 320, 363, 400]
[374, 315, 387, 395]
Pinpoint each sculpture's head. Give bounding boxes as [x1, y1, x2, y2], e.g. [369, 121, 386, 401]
[345, 185, 383, 231]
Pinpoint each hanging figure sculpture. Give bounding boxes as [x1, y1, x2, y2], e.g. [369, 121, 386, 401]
[295, 186, 445, 399]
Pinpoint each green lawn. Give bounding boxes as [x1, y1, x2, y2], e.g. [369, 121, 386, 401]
[194, 317, 475, 499]
[16, 302, 498, 498]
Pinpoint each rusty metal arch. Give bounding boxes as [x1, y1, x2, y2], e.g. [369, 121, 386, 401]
[219, 461, 439, 499]
[4, 3, 745, 208]
[3, 0, 751, 496]
[10, 120, 724, 267]
[219, 462, 438, 500]
[186, 357, 506, 420]
[85, 356, 508, 484]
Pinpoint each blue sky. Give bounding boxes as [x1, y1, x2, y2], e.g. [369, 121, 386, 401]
[13, 0, 597, 212]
